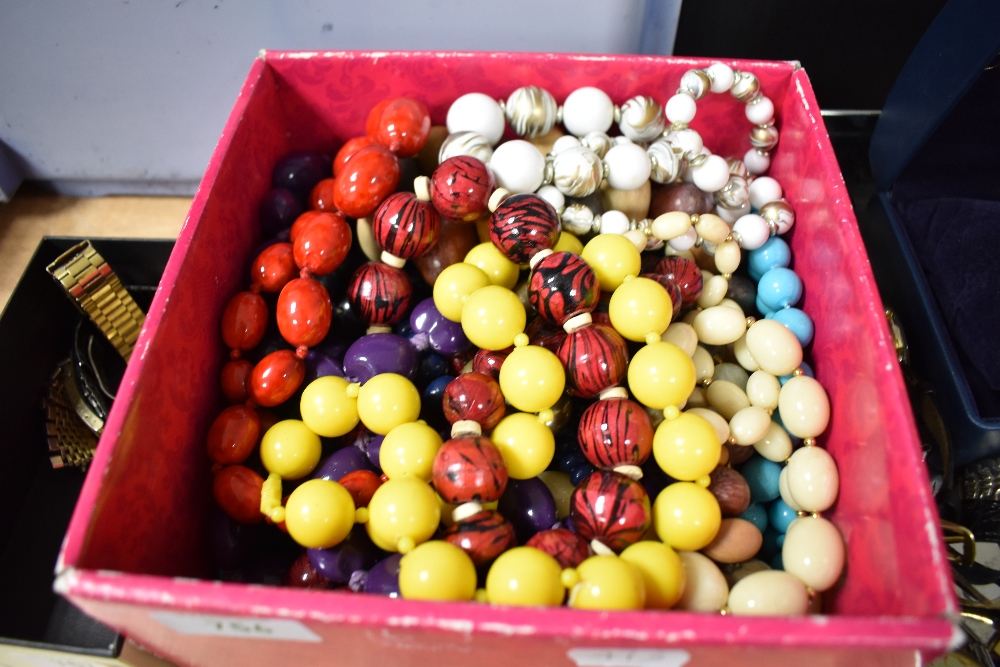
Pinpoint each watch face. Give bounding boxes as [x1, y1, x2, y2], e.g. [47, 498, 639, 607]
[72, 318, 126, 421]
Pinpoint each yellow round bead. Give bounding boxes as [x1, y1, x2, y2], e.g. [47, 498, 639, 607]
[284, 479, 356, 549]
[553, 231, 584, 255]
[609, 275, 673, 342]
[628, 341, 696, 410]
[300, 376, 360, 438]
[490, 412, 556, 480]
[465, 242, 520, 290]
[485, 546, 566, 606]
[356, 373, 421, 435]
[568, 555, 646, 610]
[620, 541, 686, 609]
[653, 482, 722, 551]
[259, 419, 321, 480]
[399, 540, 478, 601]
[433, 262, 491, 322]
[581, 234, 642, 291]
[461, 285, 527, 351]
[498, 344, 566, 413]
[380, 421, 444, 481]
[652, 411, 722, 481]
[365, 476, 441, 553]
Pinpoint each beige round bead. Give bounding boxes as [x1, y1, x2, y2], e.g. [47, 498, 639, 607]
[692, 346, 715, 382]
[785, 445, 839, 513]
[687, 407, 730, 445]
[778, 375, 831, 439]
[694, 213, 730, 244]
[701, 518, 763, 564]
[706, 380, 750, 421]
[697, 275, 730, 309]
[682, 309, 700, 326]
[717, 298, 744, 315]
[733, 333, 760, 372]
[661, 322, 699, 357]
[676, 551, 729, 612]
[666, 246, 696, 263]
[651, 211, 693, 241]
[745, 370, 780, 411]
[356, 216, 383, 262]
[714, 240, 742, 275]
[724, 559, 770, 588]
[745, 319, 803, 376]
[686, 386, 709, 409]
[728, 570, 809, 616]
[729, 406, 772, 445]
[693, 306, 748, 346]
[753, 420, 793, 462]
[778, 466, 804, 511]
[782, 516, 845, 592]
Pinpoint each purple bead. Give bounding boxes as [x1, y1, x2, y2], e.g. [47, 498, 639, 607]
[259, 188, 304, 236]
[343, 333, 419, 384]
[365, 435, 385, 471]
[307, 526, 383, 584]
[360, 553, 403, 597]
[315, 338, 349, 366]
[409, 298, 473, 356]
[208, 506, 263, 571]
[304, 350, 344, 385]
[498, 477, 558, 543]
[313, 446, 376, 482]
[272, 152, 332, 204]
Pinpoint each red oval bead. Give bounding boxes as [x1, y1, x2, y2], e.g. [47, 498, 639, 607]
[221, 359, 254, 404]
[577, 398, 653, 469]
[372, 192, 441, 261]
[310, 178, 339, 212]
[431, 156, 495, 222]
[338, 469, 382, 508]
[213, 465, 265, 524]
[293, 212, 352, 276]
[290, 211, 324, 244]
[276, 277, 332, 348]
[364, 100, 393, 139]
[528, 251, 600, 326]
[251, 242, 297, 293]
[334, 136, 379, 177]
[441, 509, 516, 566]
[207, 405, 261, 465]
[489, 193, 561, 264]
[250, 349, 305, 407]
[221, 291, 268, 351]
[556, 324, 629, 398]
[333, 145, 401, 219]
[526, 528, 590, 568]
[432, 436, 508, 504]
[368, 98, 431, 158]
[346, 262, 413, 327]
[442, 372, 505, 430]
[569, 470, 651, 553]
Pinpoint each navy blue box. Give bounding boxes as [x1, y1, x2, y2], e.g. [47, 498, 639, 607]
[868, 0, 1000, 467]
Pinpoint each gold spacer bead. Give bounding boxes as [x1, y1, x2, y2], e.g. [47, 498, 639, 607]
[803, 437, 817, 447]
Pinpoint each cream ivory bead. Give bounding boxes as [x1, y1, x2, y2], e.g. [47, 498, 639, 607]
[706, 380, 750, 421]
[604, 142, 651, 191]
[651, 211, 692, 241]
[778, 375, 831, 439]
[728, 570, 809, 616]
[696, 275, 729, 309]
[562, 87, 615, 137]
[718, 298, 744, 315]
[687, 407, 730, 445]
[782, 516, 845, 592]
[447, 93, 506, 146]
[661, 322, 699, 357]
[714, 240, 741, 275]
[746, 370, 780, 410]
[686, 385, 709, 409]
[743, 148, 771, 175]
[676, 551, 729, 612]
[694, 213, 730, 244]
[692, 155, 731, 193]
[707, 62, 735, 94]
[729, 406, 772, 445]
[745, 319, 803, 377]
[692, 345, 715, 383]
[734, 333, 761, 372]
[355, 216, 382, 263]
[665, 93, 697, 125]
[490, 140, 545, 194]
[732, 213, 770, 250]
[713, 362, 749, 390]
[753, 420, 793, 462]
[745, 96, 775, 125]
[749, 176, 782, 209]
[785, 445, 839, 513]
[693, 306, 747, 346]
[778, 466, 804, 511]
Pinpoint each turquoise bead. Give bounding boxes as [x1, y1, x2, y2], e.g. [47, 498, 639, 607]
[768, 498, 798, 533]
[760, 526, 784, 561]
[768, 307, 814, 346]
[755, 294, 775, 318]
[740, 502, 769, 534]
[758, 267, 802, 311]
[771, 552, 784, 571]
[740, 455, 782, 503]
[747, 237, 791, 282]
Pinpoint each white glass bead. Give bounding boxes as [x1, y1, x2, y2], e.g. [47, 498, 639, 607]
[536, 185, 565, 215]
[665, 93, 697, 125]
[670, 128, 703, 159]
[728, 571, 809, 616]
[599, 209, 631, 236]
[668, 226, 698, 251]
[743, 148, 771, 175]
[753, 420, 792, 462]
[693, 306, 747, 346]
[661, 322, 698, 357]
[490, 140, 545, 194]
[745, 319, 803, 377]
[561, 203, 596, 236]
[651, 211, 692, 241]
[582, 131, 615, 158]
[504, 86, 558, 138]
[551, 135, 582, 154]
[604, 142, 651, 190]
[732, 214, 770, 250]
[619, 95, 665, 142]
[439, 131, 494, 165]
[783, 516, 845, 592]
[447, 93, 506, 146]
[745, 96, 775, 126]
[551, 145, 603, 198]
[716, 202, 749, 224]
[647, 139, 681, 184]
[778, 375, 831, 439]
[714, 175, 750, 209]
[784, 446, 839, 513]
[692, 155, 731, 193]
[706, 63, 736, 94]
[749, 176, 783, 209]
[562, 87, 615, 137]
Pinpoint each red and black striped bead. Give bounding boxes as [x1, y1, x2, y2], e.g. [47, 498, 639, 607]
[569, 470, 651, 553]
[442, 372, 505, 430]
[431, 156, 495, 222]
[372, 192, 441, 261]
[577, 398, 654, 469]
[556, 324, 629, 398]
[526, 316, 567, 354]
[346, 262, 413, 327]
[525, 528, 590, 569]
[489, 193, 561, 264]
[431, 436, 509, 504]
[654, 256, 703, 306]
[528, 251, 600, 326]
[641, 272, 683, 322]
[441, 509, 516, 566]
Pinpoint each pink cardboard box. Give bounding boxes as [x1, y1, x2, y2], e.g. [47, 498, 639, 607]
[56, 52, 958, 666]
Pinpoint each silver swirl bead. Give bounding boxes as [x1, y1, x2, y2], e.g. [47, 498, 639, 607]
[647, 138, 681, 184]
[438, 131, 494, 165]
[561, 203, 598, 236]
[759, 200, 795, 234]
[618, 95, 666, 142]
[679, 69, 712, 100]
[750, 124, 780, 151]
[714, 175, 750, 209]
[727, 157, 749, 179]
[730, 71, 761, 103]
[503, 86, 558, 138]
[581, 131, 615, 159]
[551, 145, 604, 198]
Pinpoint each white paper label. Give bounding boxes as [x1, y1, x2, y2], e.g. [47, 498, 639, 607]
[567, 648, 691, 667]
[0, 651, 106, 667]
[149, 611, 321, 642]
